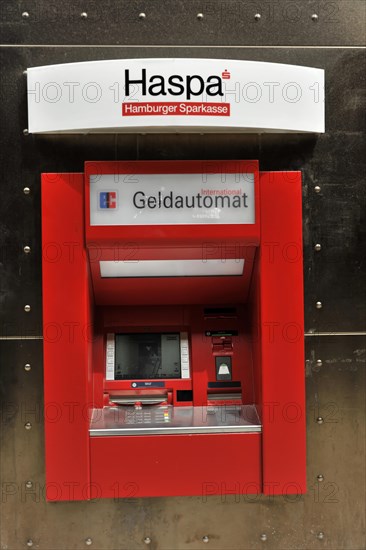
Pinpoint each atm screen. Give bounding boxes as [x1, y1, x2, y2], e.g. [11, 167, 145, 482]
[114, 333, 182, 380]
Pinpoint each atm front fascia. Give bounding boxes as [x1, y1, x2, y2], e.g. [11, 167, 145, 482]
[42, 160, 306, 501]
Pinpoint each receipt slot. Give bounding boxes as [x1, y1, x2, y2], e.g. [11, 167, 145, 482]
[42, 160, 305, 500]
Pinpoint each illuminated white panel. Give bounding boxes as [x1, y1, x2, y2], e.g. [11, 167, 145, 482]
[100, 259, 244, 278]
[89, 173, 255, 226]
[27, 59, 325, 134]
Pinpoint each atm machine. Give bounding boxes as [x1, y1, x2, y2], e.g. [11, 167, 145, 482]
[41, 159, 305, 501]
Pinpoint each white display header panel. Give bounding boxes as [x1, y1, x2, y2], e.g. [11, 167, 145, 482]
[89, 173, 255, 226]
[27, 58, 325, 134]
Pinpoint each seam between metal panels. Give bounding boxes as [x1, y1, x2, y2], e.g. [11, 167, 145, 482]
[1, 333, 365, 341]
[305, 332, 366, 337]
[0, 44, 365, 49]
[0, 336, 43, 340]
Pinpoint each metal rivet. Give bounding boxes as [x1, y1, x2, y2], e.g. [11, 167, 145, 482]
[317, 532, 325, 540]
[24, 363, 31, 372]
[85, 538, 93, 546]
[23, 70, 28, 76]
[316, 301, 322, 309]
[23, 129, 29, 136]
[314, 185, 321, 193]
[24, 305, 31, 312]
[26, 540, 33, 548]
[254, 13, 261, 21]
[80, 12, 88, 19]
[317, 417, 324, 424]
[316, 359, 323, 367]
[144, 537, 151, 545]
[22, 12, 30, 19]
[25, 422, 32, 430]
[317, 474, 324, 482]
[139, 13, 146, 20]
[314, 243, 321, 251]
[260, 534, 267, 542]
[23, 187, 31, 195]
[197, 13, 204, 20]
[24, 246, 31, 254]
[25, 481, 33, 489]
[312, 14, 319, 21]
[202, 536, 209, 543]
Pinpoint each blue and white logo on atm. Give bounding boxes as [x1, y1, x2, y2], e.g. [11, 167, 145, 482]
[99, 191, 118, 210]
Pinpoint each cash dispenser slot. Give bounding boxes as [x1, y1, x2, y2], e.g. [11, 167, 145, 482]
[207, 392, 242, 406]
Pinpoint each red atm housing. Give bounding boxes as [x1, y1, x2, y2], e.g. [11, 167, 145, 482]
[41, 160, 305, 501]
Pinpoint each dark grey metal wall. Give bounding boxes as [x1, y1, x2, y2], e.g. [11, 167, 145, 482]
[0, 2, 365, 549]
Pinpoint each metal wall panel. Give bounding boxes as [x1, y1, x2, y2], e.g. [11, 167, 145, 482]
[0, 1, 365, 548]
[0, 47, 365, 334]
[0, 1, 365, 47]
[1, 337, 364, 549]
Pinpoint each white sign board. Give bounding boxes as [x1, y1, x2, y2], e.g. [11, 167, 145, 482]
[89, 173, 255, 226]
[27, 58, 325, 134]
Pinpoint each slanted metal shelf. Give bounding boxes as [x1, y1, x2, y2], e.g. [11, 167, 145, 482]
[89, 404, 261, 436]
